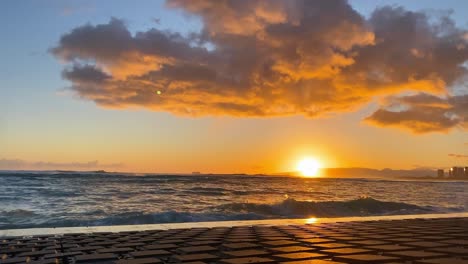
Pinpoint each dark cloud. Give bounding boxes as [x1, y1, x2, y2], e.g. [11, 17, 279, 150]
[365, 93, 466, 133]
[52, 0, 468, 132]
[448, 153, 468, 158]
[62, 64, 111, 84]
[0, 159, 124, 170]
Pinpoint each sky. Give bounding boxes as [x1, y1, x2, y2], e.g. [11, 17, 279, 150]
[0, 0, 467, 174]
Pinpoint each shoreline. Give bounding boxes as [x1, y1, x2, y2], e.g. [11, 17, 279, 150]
[2, 212, 468, 238]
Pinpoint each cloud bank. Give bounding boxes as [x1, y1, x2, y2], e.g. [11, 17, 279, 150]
[0, 159, 123, 170]
[448, 153, 468, 159]
[52, 0, 468, 133]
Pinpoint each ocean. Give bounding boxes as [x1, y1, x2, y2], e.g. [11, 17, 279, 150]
[0, 172, 467, 229]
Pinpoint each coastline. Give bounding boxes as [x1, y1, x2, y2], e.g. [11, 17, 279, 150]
[2, 212, 468, 238]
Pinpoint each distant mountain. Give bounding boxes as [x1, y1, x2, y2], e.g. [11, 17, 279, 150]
[277, 167, 436, 178]
[324, 167, 435, 178]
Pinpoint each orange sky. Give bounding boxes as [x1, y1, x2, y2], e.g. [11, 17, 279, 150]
[1, 0, 467, 173]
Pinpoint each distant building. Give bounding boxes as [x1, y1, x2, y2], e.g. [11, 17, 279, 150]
[451, 167, 465, 178]
[437, 169, 444, 178]
[458, 167, 465, 178]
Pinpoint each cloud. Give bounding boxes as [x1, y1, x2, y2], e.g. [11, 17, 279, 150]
[448, 153, 468, 158]
[0, 159, 124, 170]
[365, 93, 467, 133]
[52, 0, 468, 132]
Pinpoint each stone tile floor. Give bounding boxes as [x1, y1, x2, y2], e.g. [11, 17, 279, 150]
[1, 217, 467, 264]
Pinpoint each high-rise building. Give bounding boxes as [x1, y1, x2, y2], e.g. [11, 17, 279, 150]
[437, 169, 444, 178]
[451, 167, 465, 178]
[458, 167, 465, 178]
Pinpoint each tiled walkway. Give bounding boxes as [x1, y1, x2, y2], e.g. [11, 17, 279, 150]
[1, 217, 467, 263]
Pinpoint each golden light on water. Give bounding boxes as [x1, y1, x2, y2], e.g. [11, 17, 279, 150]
[297, 157, 321, 177]
[306, 217, 318, 224]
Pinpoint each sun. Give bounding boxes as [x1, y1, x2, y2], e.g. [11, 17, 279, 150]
[297, 157, 321, 177]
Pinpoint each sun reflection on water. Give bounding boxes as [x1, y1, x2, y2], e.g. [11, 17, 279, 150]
[306, 217, 318, 224]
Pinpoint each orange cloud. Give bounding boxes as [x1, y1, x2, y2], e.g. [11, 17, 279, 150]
[52, 1, 468, 133]
[365, 93, 467, 133]
[448, 153, 468, 158]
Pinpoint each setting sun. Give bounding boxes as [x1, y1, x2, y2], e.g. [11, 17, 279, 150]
[297, 157, 321, 177]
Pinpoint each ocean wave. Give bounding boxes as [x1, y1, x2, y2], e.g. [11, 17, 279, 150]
[184, 187, 228, 196]
[213, 197, 441, 217]
[0, 209, 38, 218]
[1, 197, 462, 230]
[189, 187, 228, 192]
[0, 211, 265, 229]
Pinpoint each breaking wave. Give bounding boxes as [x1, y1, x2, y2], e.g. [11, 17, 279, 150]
[213, 197, 439, 217]
[1, 197, 461, 230]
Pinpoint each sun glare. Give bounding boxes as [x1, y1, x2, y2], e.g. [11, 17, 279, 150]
[297, 157, 321, 177]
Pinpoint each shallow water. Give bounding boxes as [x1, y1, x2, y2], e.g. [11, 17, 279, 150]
[0, 172, 467, 229]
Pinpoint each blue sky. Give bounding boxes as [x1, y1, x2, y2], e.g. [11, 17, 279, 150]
[1, 0, 466, 173]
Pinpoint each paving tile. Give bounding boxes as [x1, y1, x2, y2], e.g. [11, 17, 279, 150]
[224, 249, 269, 257]
[116, 242, 146, 248]
[281, 260, 345, 264]
[414, 258, 468, 264]
[274, 252, 326, 260]
[43, 251, 82, 258]
[114, 258, 162, 264]
[333, 254, 400, 263]
[143, 243, 178, 250]
[74, 253, 118, 263]
[403, 241, 452, 248]
[313, 243, 353, 249]
[0, 257, 29, 264]
[157, 239, 185, 244]
[385, 250, 447, 259]
[130, 250, 171, 258]
[178, 245, 217, 253]
[386, 237, 421, 243]
[262, 240, 299, 246]
[223, 242, 259, 249]
[438, 239, 468, 246]
[17, 250, 56, 257]
[220, 257, 275, 264]
[0, 247, 34, 254]
[270, 246, 315, 253]
[225, 238, 257, 243]
[321, 247, 373, 255]
[75, 245, 105, 251]
[97, 247, 134, 254]
[427, 247, 468, 256]
[300, 238, 335, 244]
[28, 259, 59, 264]
[418, 236, 453, 241]
[187, 240, 221, 246]
[365, 244, 414, 252]
[349, 240, 391, 246]
[173, 253, 218, 262]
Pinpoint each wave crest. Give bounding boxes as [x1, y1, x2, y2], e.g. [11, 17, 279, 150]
[1, 197, 462, 230]
[214, 197, 436, 218]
